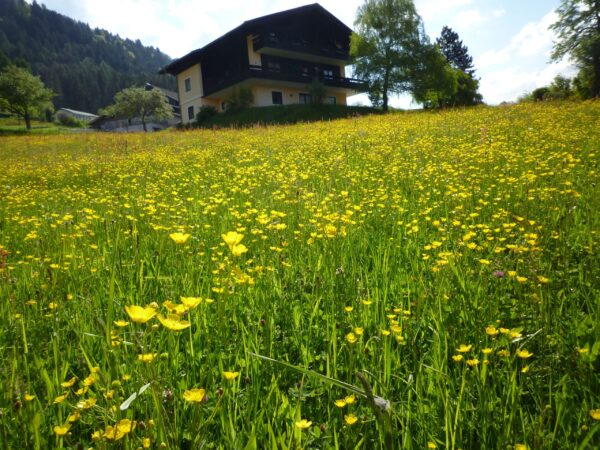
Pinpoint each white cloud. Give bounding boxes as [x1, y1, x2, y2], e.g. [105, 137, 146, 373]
[452, 9, 488, 29]
[417, 0, 473, 22]
[476, 10, 558, 69]
[479, 59, 575, 104]
[492, 9, 506, 18]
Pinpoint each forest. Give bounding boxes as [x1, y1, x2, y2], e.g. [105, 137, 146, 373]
[0, 0, 175, 113]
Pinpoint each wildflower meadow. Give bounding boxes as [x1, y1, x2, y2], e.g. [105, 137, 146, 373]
[0, 101, 599, 449]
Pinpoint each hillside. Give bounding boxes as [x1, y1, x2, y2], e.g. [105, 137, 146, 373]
[0, 102, 599, 448]
[0, 0, 175, 113]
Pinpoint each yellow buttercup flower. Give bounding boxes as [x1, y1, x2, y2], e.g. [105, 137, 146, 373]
[157, 314, 191, 331]
[589, 409, 600, 420]
[183, 388, 206, 403]
[113, 320, 129, 327]
[334, 399, 347, 408]
[485, 326, 499, 336]
[103, 419, 135, 441]
[61, 376, 77, 388]
[231, 243, 248, 257]
[222, 231, 244, 249]
[344, 414, 358, 425]
[516, 349, 533, 359]
[76, 397, 97, 409]
[125, 305, 157, 323]
[457, 344, 472, 353]
[24, 394, 36, 401]
[54, 393, 69, 403]
[138, 353, 157, 363]
[223, 371, 239, 381]
[169, 232, 191, 244]
[344, 394, 356, 405]
[346, 332, 357, 344]
[53, 423, 70, 436]
[295, 419, 312, 429]
[180, 296, 202, 308]
[116, 419, 136, 434]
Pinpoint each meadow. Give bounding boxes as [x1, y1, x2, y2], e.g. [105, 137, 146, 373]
[0, 101, 599, 449]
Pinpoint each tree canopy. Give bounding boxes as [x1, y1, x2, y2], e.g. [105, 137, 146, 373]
[350, 0, 429, 111]
[101, 86, 172, 132]
[436, 26, 475, 75]
[551, 0, 600, 97]
[0, 65, 54, 129]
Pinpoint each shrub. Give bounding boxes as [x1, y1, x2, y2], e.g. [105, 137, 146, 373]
[308, 78, 326, 105]
[195, 105, 217, 125]
[55, 112, 85, 127]
[226, 87, 254, 112]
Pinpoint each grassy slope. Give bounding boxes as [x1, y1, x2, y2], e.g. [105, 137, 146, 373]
[0, 102, 598, 449]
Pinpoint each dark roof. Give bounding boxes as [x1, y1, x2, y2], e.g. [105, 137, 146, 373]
[160, 3, 352, 75]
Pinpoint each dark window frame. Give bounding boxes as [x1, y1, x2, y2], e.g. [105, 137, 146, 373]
[299, 93, 311, 104]
[272, 91, 283, 105]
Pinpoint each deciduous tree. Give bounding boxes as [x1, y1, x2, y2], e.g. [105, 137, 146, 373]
[0, 65, 54, 129]
[551, 0, 600, 97]
[101, 86, 172, 132]
[350, 0, 429, 111]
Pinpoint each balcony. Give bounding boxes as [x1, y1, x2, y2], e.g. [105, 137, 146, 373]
[203, 65, 366, 97]
[252, 34, 350, 63]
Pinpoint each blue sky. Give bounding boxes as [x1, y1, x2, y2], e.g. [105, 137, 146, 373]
[35, 0, 574, 107]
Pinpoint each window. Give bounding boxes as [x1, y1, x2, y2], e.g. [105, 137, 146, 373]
[267, 62, 281, 72]
[325, 96, 337, 105]
[272, 91, 283, 105]
[221, 102, 226, 111]
[299, 93, 311, 104]
[187, 106, 194, 121]
[323, 69, 334, 79]
[184, 77, 191, 92]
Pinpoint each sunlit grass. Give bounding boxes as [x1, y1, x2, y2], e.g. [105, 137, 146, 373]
[0, 101, 599, 449]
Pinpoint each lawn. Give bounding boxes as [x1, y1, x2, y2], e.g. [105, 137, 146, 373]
[0, 101, 598, 449]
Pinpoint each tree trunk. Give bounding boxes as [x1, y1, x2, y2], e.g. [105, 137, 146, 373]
[382, 69, 390, 112]
[142, 115, 147, 132]
[24, 113, 31, 130]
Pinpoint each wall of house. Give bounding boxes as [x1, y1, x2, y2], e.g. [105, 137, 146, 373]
[178, 63, 210, 124]
[251, 85, 346, 107]
[246, 35, 262, 66]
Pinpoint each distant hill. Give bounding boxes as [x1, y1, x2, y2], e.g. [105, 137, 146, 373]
[0, 0, 176, 113]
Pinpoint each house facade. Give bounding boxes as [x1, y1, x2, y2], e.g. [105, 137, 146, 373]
[160, 3, 365, 124]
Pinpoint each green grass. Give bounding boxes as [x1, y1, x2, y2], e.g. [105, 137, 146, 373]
[0, 101, 599, 449]
[0, 117, 78, 135]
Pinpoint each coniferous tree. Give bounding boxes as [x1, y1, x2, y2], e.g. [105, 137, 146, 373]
[435, 26, 482, 106]
[436, 26, 474, 75]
